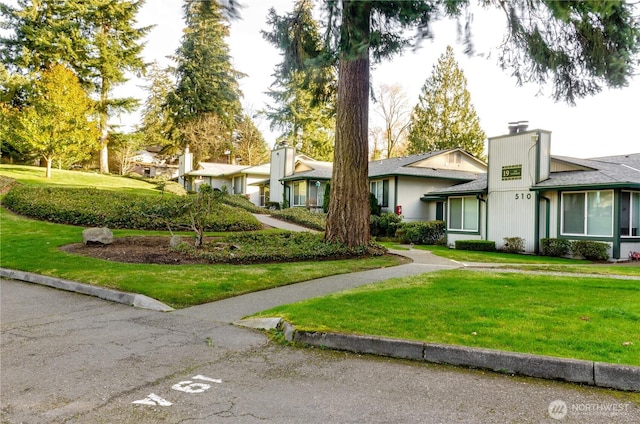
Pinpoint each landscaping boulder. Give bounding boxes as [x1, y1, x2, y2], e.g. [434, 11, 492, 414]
[82, 227, 114, 245]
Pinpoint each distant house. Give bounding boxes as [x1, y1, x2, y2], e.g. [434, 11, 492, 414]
[178, 147, 270, 205]
[423, 124, 640, 259]
[130, 147, 179, 179]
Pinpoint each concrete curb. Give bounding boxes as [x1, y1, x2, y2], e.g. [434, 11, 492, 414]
[0, 268, 174, 312]
[280, 322, 639, 392]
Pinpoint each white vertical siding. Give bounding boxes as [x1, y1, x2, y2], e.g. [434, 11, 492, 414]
[487, 131, 545, 252]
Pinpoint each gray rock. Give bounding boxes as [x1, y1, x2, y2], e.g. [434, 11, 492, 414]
[82, 227, 113, 245]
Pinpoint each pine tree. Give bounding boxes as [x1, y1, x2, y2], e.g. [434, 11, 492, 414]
[140, 62, 175, 151]
[167, 0, 244, 160]
[262, 0, 336, 161]
[0, 0, 150, 174]
[408, 46, 486, 159]
[235, 114, 269, 166]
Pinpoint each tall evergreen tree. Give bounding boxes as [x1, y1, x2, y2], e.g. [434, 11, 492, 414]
[262, 0, 336, 161]
[140, 62, 175, 151]
[167, 0, 244, 160]
[235, 113, 269, 166]
[1, 0, 150, 174]
[408, 46, 486, 159]
[85, 0, 149, 174]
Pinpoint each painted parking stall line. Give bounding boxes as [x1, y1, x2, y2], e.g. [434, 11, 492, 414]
[133, 375, 222, 407]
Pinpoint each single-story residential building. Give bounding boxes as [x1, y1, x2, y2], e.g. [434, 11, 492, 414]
[423, 124, 640, 259]
[267, 144, 487, 218]
[178, 147, 270, 206]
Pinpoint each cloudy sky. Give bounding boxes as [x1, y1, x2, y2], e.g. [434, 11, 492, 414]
[117, 0, 639, 159]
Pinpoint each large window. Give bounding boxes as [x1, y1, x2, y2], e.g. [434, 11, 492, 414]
[561, 190, 613, 236]
[370, 180, 389, 207]
[621, 191, 640, 237]
[448, 196, 478, 231]
[293, 181, 307, 206]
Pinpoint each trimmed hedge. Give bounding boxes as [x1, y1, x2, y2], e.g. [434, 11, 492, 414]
[540, 238, 610, 261]
[570, 240, 610, 261]
[396, 220, 445, 245]
[2, 185, 261, 231]
[270, 207, 326, 231]
[221, 194, 266, 214]
[455, 239, 496, 252]
[540, 238, 572, 257]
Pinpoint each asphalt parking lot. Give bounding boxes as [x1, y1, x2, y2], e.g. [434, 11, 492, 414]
[2, 278, 639, 423]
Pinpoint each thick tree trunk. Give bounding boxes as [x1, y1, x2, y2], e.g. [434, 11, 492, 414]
[324, 1, 371, 247]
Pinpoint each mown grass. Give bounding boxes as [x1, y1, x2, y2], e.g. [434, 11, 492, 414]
[254, 270, 640, 366]
[0, 208, 404, 308]
[0, 164, 161, 193]
[413, 245, 640, 277]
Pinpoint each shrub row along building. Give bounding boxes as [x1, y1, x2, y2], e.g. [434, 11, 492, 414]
[178, 123, 640, 260]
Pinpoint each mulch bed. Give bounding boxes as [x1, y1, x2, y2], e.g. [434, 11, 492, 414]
[59, 236, 212, 265]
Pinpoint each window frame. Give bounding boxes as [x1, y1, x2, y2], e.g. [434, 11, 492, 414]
[560, 190, 614, 237]
[447, 195, 479, 232]
[369, 179, 389, 207]
[292, 181, 307, 207]
[620, 191, 640, 237]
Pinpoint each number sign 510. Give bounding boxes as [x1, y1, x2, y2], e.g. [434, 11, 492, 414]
[515, 193, 532, 200]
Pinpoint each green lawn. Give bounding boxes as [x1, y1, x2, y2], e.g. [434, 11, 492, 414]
[254, 269, 640, 366]
[0, 164, 161, 193]
[399, 244, 640, 277]
[0, 207, 404, 308]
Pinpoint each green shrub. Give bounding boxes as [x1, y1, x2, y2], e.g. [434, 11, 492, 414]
[371, 212, 402, 238]
[271, 207, 326, 231]
[540, 238, 571, 257]
[221, 194, 266, 214]
[455, 239, 496, 252]
[1, 185, 261, 231]
[322, 182, 330, 213]
[502, 237, 525, 254]
[396, 220, 445, 245]
[265, 201, 281, 210]
[570, 240, 610, 261]
[369, 192, 381, 216]
[171, 232, 386, 264]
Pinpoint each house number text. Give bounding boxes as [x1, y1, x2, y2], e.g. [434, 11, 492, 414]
[514, 193, 532, 200]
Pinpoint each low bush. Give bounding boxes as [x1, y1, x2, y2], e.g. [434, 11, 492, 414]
[270, 207, 326, 231]
[2, 185, 261, 231]
[396, 220, 445, 245]
[171, 232, 386, 264]
[540, 238, 572, 257]
[221, 194, 266, 214]
[570, 240, 610, 261]
[455, 239, 496, 252]
[502, 237, 525, 254]
[370, 212, 402, 238]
